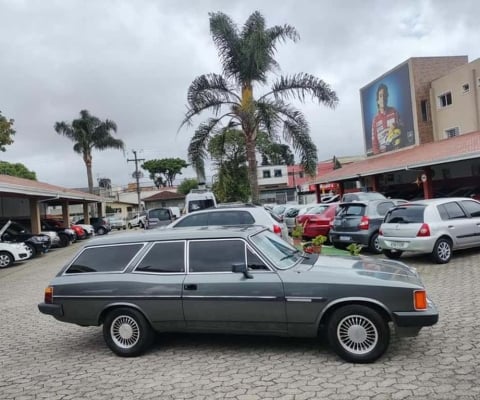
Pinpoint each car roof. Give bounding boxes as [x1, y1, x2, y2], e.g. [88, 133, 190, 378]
[86, 225, 268, 246]
[407, 197, 478, 206]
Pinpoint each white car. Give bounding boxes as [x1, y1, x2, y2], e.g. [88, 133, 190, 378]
[0, 241, 32, 268]
[127, 212, 147, 229]
[167, 206, 289, 242]
[74, 224, 95, 237]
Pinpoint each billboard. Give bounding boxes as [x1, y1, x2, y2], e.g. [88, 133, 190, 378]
[360, 63, 416, 156]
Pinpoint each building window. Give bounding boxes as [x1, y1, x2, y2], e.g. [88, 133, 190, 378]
[445, 127, 459, 138]
[263, 170, 271, 178]
[438, 92, 452, 108]
[420, 100, 429, 122]
[274, 169, 282, 177]
[462, 83, 470, 93]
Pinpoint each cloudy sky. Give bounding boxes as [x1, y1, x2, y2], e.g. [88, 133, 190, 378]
[1, 0, 479, 189]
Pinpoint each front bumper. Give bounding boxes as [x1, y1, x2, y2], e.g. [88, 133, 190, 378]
[392, 300, 439, 336]
[38, 303, 63, 317]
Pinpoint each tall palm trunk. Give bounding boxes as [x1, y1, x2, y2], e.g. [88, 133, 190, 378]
[83, 153, 94, 194]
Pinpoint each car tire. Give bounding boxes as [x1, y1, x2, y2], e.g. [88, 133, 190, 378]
[431, 237, 452, 264]
[97, 227, 106, 235]
[139, 221, 144, 229]
[128, 223, 132, 229]
[368, 232, 382, 254]
[58, 234, 70, 248]
[383, 249, 403, 260]
[327, 304, 390, 363]
[0, 251, 14, 268]
[103, 308, 154, 357]
[26, 243, 37, 258]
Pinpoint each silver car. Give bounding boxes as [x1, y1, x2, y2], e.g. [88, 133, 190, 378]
[38, 226, 438, 363]
[167, 206, 289, 242]
[379, 197, 480, 263]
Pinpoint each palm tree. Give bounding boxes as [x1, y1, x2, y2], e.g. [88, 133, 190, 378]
[55, 110, 124, 193]
[180, 11, 338, 202]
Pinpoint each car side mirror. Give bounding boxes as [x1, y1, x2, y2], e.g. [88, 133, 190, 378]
[232, 263, 253, 279]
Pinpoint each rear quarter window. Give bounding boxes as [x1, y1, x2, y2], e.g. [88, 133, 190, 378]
[384, 206, 425, 223]
[66, 243, 144, 273]
[437, 202, 467, 220]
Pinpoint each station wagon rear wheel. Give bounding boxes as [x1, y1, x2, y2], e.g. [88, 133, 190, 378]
[0, 251, 14, 268]
[103, 308, 154, 357]
[431, 238, 452, 264]
[327, 305, 389, 363]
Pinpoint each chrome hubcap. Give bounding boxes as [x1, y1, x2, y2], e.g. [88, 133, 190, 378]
[0, 255, 10, 267]
[337, 314, 378, 355]
[438, 242, 451, 261]
[111, 315, 140, 349]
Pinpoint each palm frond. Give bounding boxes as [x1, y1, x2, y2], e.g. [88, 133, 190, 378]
[255, 99, 284, 136]
[267, 73, 339, 107]
[187, 117, 224, 174]
[209, 12, 241, 79]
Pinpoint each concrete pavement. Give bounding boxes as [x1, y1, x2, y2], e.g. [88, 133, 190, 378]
[1, 235, 479, 399]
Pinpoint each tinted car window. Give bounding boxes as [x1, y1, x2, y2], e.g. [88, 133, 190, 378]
[338, 204, 365, 216]
[188, 199, 215, 213]
[189, 240, 245, 273]
[460, 200, 480, 218]
[376, 201, 395, 216]
[440, 202, 467, 219]
[208, 211, 255, 225]
[384, 205, 425, 223]
[66, 244, 144, 273]
[135, 241, 185, 273]
[148, 208, 172, 221]
[174, 213, 208, 227]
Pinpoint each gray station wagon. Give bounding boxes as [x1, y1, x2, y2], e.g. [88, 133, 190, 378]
[38, 226, 438, 363]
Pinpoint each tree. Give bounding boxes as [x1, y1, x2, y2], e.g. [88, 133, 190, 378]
[256, 132, 294, 166]
[141, 158, 189, 188]
[208, 129, 250, 202]
[177, 178, 199, 195]
[180, 11, 338, 202]
[54, 110, 124, 193]
[0, 110, 15, 151]
[0, 161, 36, 180]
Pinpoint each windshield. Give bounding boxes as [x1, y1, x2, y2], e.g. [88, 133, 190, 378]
[250, 230, 303, 269]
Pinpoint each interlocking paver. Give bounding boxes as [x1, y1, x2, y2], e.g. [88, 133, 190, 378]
[1, 236, 480, 399]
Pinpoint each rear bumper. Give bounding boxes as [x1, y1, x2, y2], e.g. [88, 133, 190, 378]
[379, 236, 436, 253]
[38, 303, 63, 317]
[329, 231, 371, 246]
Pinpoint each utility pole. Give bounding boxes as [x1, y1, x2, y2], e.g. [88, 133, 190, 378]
[127, 150, 145, 214]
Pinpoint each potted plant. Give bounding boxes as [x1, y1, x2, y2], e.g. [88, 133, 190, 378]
[311, 235, 327, 254]
[291, 224, 304, 247]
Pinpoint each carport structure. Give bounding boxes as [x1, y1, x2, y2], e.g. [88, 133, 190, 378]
[0, 174, 103, 233]
[314, 131, 480, 200]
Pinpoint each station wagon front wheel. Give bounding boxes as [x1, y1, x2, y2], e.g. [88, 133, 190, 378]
[327, 305, 389, 363]
[103, 308, 154, 357]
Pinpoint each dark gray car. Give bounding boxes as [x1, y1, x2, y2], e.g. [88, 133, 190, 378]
[38, 226, 438, 363]
[329, 199, 396, 253]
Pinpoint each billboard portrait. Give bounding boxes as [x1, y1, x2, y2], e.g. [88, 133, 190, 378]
[360, 63, 416, 156]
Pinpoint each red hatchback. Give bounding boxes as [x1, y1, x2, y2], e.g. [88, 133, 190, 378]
[296, 203, 339, 239]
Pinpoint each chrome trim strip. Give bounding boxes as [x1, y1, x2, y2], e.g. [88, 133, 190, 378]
[183, 295, 280, 300]
[286, 297, 326, 303]
[55, 295, 181, 299]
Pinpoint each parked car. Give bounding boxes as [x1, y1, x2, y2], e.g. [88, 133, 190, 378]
[0, 241, 33, 268]
[70, 224, 87, 240]
[106, 216, 127, 231]
[379, 197, 480, 263]
[184, 189, 217, 214]
[145, 208, 174, 229]
[284, 204, 318, 234]
[41, 220, 76, 247]
[0, 220, 51, 257]
[127, 212, 147, 229]
[443, 185, 480, 201]
[167, 206, 289, 242]
[341, 192, 386, 202]
[74, 217, 111, 235]
[296, 203, 339, 239]
[329, 199, 397, 253]
[72, 223, 95, 238]
[38, 226, 438, 363]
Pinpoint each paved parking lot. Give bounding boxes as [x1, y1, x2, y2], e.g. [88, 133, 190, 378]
[1, 233, 479, 400]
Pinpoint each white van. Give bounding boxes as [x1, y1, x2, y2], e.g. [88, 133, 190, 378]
[184, 189, 217, 214]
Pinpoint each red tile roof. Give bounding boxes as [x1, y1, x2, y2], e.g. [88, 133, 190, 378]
[316, 131, 480, 183]
[143, 190, 185, 201]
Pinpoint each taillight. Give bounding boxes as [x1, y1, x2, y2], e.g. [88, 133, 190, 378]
[379, 228, 383, 236]
[414, 290, 427, 310]
[417, 223, 430, 237]
[44, 286, 53, 304]
[273, 224, 282, 236]
[358, 216, 369, 230]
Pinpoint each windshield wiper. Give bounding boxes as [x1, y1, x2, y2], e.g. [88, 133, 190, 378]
[280, 249, 310, 261]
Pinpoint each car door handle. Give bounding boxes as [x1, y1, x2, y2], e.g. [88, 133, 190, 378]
[183, 284, 197, 291]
